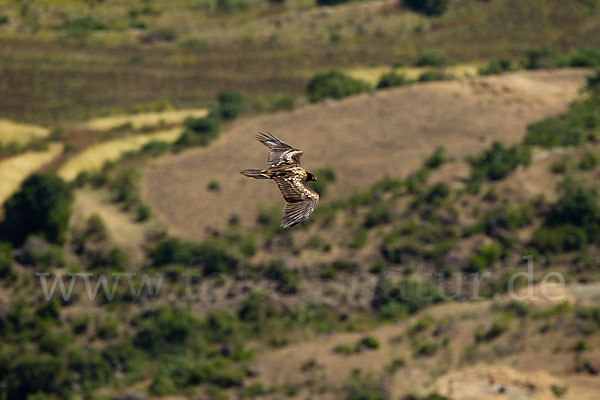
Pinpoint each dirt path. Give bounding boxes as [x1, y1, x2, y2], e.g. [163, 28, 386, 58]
[141, 69, 590, 239]
[72, 188, 149, 266]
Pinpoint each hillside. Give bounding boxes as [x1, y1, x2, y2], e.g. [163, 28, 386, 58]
[2, 1, 600, 399]
[141, 68, 589, 238]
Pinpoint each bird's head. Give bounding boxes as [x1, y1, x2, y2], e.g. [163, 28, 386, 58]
[306, 172, 318, 182]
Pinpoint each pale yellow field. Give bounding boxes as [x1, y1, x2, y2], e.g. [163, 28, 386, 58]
[343, 64, 480, 85]
[58, 128, 182, 181]
[0, 119, 50, 145]
[84, 108, 209, 131]
[0, 143, 64, 204]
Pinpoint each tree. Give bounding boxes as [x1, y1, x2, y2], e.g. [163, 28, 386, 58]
[217, 90, 243, 120]
[306, 71, 370, 103]
[1, 173, 74, 246]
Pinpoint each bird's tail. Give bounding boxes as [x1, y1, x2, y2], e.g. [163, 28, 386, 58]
[241, 169, 269, 179]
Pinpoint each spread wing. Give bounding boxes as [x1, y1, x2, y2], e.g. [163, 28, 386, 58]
[256, 132, 303, 167]
[274, 176, 319, 228]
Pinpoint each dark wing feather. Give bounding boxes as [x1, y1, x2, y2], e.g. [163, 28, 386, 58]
[274, 176, 319, 228]
[281, 198, 318, 228]
[256, 132, 303, 167]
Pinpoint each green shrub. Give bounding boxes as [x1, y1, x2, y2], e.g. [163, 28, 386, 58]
[424, 182, 449, 205]
[550, 384, 568, 398]
[424, 146, 446, 169]
[589, 69, 600, 91]
[0, 15, 9, 25]
[579, 151, 599, 170]
[141, 140, 170, 156]
[62, 16, 107, 40]
[422, 394, 452, 400]
[352, 227, 368, 248]
[403, 0, 450, 16]
[22, 242, 65, 270]
[359, 336, 380, 350]
[317, 0, 349, 5]
[550, 155, 571, 174]
[364, 201, 395, 227]
[468, 141, 531, 181]
[417, 70, 447, 82]
[414, 341, 439, 357]
[548, 184, 600, 231]
[136, 203, 151, 221]
[524, 97, 599, 147]
[465, 242, 502, 273]
[133, 306, 202, 355]
[505, 204, 534, 229]
[345, 371, 387, 400]
[386, 357, 406, 373]
[216, 90, 243, 120]
[178, 116, 221, 147]
[415, 50, 454, 66]
[150, 372, 177, 395]
[109, 168, 140, 206]
[71, 314, 91, 335]
[307, 71, 370, 103]
[96, 316, 119, 339]
[377, 71, 409, 89]
[485, 312, 513, 340]
[533, 184, 600, 253]
[240, 382, 269, 397]
[479, 58, 514, 75]
[372, 279, 442, 316]
[523, 48, 558, 69]
[533, 225, 588, 253]
[2, 173, 74, 246]
[240, 235, 257, 257]
[265, 259, 300, 293]
[238, 292, 276, 322]
[502, 301, 530, 317]
[0, 242, 14, 279]
[150, 237, 238, 275]
[568, 47, 600, 67]
[216, 0, 248, 12]
[8, 353, 70, 398]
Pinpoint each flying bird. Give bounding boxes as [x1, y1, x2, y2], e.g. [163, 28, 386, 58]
[241, 133, 319, 228]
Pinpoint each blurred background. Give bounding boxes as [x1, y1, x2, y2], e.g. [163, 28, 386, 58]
[1, 0, 600, 399]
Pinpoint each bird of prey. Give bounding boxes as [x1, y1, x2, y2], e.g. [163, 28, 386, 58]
[241, 133, 319, 228]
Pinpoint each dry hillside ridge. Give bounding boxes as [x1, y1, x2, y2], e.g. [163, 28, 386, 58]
[142, 69, 590, 239]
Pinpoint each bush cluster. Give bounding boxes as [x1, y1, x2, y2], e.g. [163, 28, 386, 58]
[372, 279, 442, 319]
[150, 237, 239, 276]
[524, 97, 600, 147]
[533, 183, 600, 253]
[306, 71, 370, 103]
[377, 71, 409, 89]
[468, 141, 531, 181]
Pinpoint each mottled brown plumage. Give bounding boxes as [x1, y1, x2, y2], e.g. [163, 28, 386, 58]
[241, 133, 319, 228]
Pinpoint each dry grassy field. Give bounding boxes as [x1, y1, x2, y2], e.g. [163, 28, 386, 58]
[58, 127, 182, 181]
[0, 119, 50, 145]
[84, 108, 208, 131]
[0, 143, 63, 204]
[142, 68, 589, 239]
